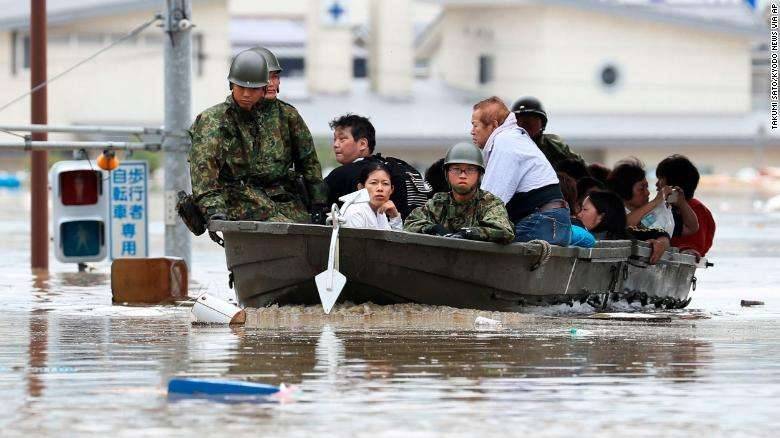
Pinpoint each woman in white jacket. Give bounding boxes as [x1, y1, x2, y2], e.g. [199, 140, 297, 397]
[342, 162, 403, 230]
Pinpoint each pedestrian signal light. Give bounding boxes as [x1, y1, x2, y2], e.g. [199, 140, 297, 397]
[61, 220, 104, 257]
[59, 170, 100, 205]
[50, 161, 109, 264]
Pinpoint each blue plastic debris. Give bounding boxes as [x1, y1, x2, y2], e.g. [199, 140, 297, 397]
[167, 378, 281, 396]
[0, 174, 21, 188]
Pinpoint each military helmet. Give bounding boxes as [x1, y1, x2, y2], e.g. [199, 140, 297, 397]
[251, 46, 283, 73]
[511, 96, 548, 129]
[227, 50, 269, 88]
[444, 142, 485, 171]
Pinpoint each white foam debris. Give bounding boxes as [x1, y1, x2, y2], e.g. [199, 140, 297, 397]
[474, 316, 503, 329]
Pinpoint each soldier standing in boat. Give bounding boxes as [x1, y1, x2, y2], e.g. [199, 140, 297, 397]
[404, 142, 515, 244]
[511, 96, 585, 171]
[252, 47, 329, 223]
[188, 50, 320, 223]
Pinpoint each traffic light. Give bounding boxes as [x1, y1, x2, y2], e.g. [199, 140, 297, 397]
[50, 161, 109, 263]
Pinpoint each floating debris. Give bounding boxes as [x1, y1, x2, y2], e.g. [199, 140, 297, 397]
[740, 300, 765, 307]
[589, 312, 672, 322]
[569, 327, 594, 336]
[191, 293, 245, 325]
[474, 316, 503, 329]
[167, 378, 280, 396]
[111, 257, 188, 305]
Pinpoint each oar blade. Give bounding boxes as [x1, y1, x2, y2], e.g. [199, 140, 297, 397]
[314, 269, 347, 314]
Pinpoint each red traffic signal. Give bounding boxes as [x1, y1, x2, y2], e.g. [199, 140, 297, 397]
[59, 170, 101, 206]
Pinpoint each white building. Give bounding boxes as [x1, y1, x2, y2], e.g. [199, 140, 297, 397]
[0, 0, 775, 176]
[410, 0, 772, 172]
[0, 0, 230, 136]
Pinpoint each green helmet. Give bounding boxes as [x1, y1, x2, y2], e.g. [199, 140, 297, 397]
[227, 50, 269, 88]
[251, 46, 283, 73]
[511, 96, 548, 129]
[444, 142, 484, 171]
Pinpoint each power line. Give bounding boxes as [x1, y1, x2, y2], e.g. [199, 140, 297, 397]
[0, 14, 162, 115]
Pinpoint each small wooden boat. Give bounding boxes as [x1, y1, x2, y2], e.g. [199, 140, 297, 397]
[209, 221, 703, 312]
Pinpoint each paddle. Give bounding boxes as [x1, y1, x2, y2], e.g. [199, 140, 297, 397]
[315, 190, 369, 314]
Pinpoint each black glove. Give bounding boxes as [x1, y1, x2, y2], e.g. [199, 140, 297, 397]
[424, 224, 448, 236]
[209, 213, 227, 222]
[309, 204, 327, 225]
[444, 228, 471, 239]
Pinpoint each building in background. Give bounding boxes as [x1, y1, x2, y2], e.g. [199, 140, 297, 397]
[411, 0, 770, 172]
[0, 0, 229, 131]
[0, 0, 775, 177]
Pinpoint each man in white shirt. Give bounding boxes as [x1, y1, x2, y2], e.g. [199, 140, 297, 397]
[470, 96, 571, 246]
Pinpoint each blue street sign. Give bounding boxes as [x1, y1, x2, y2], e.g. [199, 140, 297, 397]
[109, 161, 149, 259]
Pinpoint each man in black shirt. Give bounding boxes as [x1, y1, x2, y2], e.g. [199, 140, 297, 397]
[324, 114, 378, 207]
[325, 114, 433, 218]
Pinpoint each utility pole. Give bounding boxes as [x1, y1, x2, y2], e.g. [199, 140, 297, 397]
[163, 0, 192, 268]
[30, 0, 48, 271]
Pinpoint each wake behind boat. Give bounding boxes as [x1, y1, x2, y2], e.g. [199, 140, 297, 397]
[210, 221, 702, 312]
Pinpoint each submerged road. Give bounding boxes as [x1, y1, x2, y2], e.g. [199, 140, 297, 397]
[0, 190, 779, 437]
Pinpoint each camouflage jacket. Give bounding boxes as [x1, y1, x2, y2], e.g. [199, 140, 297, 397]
[535, 133, 585, 170]
[259, 98, 327, 207]
[188, 95, 311, 218]
[403, 190, 515, 244]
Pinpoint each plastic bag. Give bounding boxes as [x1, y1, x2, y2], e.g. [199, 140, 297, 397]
[641, 202, 675, 236]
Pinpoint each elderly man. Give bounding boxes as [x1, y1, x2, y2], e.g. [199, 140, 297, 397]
[470, 96, 571, 246]
[404, 142, 514, 244]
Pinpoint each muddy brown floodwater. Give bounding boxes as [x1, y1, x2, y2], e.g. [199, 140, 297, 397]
[1, 191, 779, 437]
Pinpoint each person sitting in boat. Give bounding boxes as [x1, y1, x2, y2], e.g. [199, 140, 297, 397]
[471, 96, 571, 246]
[188, 50, 322, 224]
[325, 114, 377, 206]
[559, 172, 595, 248]
[325, 114, 431, 218]
[655, 154, 714, 260]
[403, 142, 515, 244]
[424, 157, 449, 195]
[606, 158, 698, 238]
[341, 162, 403, 231]
[576, 190, 671, 264]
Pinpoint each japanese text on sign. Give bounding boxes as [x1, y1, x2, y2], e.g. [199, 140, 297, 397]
[109, 161, 148, 258]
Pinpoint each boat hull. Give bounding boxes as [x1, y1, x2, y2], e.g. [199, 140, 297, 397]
[208, 221, 699, 312]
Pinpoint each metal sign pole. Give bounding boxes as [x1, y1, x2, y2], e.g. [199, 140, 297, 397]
[163, 0, 192, 269]
[30, 0, 48, 271]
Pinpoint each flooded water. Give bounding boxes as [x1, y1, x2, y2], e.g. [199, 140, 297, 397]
[1, 190, 780, 437]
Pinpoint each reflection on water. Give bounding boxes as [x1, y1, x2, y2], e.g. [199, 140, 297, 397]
[1, 286, 779, 436]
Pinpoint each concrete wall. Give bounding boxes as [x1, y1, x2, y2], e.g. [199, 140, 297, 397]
[305, 0, 353, 94]
[229, 0, 441, 25]
[369, 0, 413, 98]
[364, 143, 776, 179]
[434, 4, 752, 114]
[0, 0, 229, 139]
[603, 146, 775, 176]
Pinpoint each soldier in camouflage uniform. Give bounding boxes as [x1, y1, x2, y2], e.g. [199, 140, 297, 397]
[511, 96, 585, 171]
[252, 47, 328, 222]
[188, 49, 315, 223]
[404, 143, 514, 244]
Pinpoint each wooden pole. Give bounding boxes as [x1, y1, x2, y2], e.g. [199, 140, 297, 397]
[30, 0, 48, 270]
